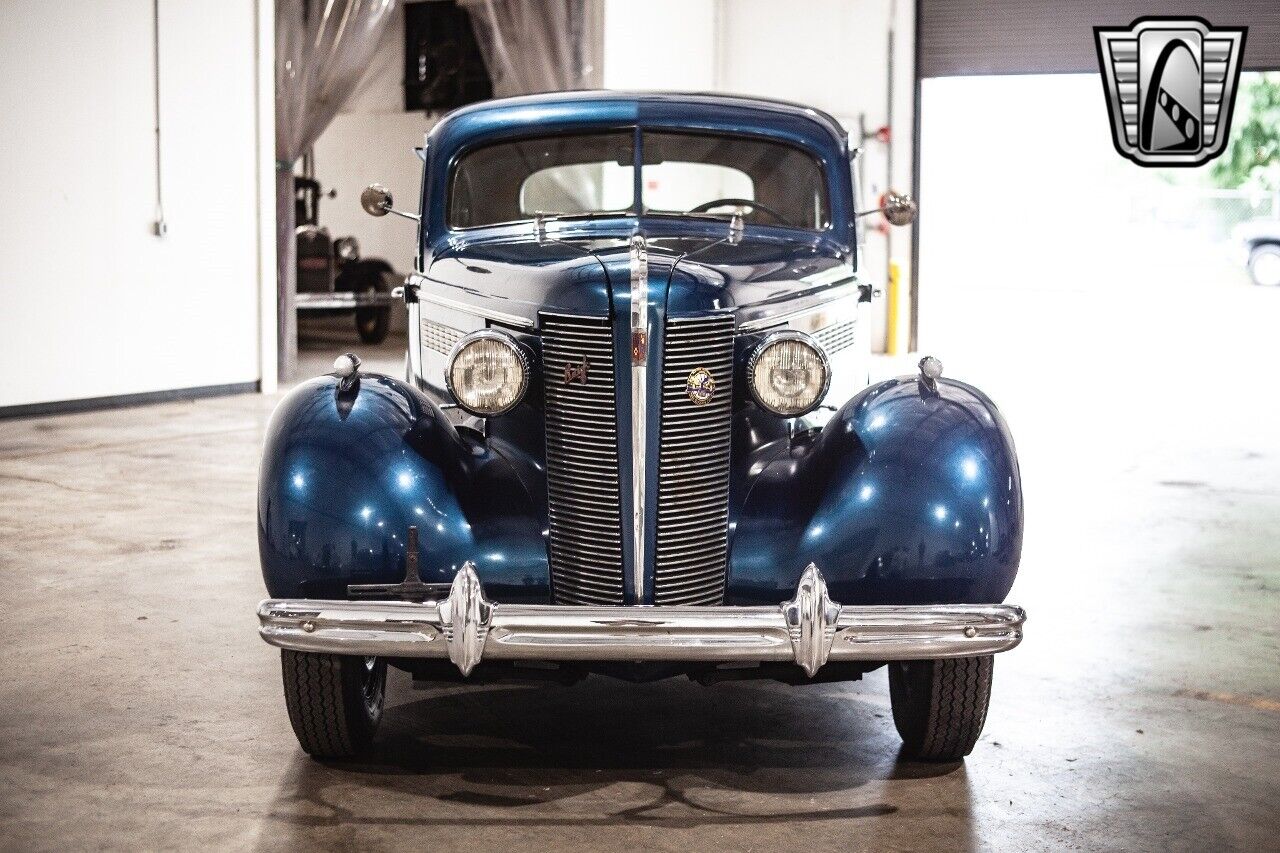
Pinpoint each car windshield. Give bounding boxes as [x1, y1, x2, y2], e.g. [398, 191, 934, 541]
[447, 130, 829, 231]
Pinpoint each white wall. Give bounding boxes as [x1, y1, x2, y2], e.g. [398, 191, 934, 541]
[0, 0, 268, 408]
[602, 0, 718, 90]
[311, 2, 433, 274]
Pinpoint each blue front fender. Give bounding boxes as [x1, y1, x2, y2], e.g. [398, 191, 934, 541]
[728, 376, 1023, 605]
[258, 374, 549, 602]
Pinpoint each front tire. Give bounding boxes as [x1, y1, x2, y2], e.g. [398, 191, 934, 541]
[1248, 244, 1280, 287]
[281, 650, 386, 758]
[888, 656, 993, 761]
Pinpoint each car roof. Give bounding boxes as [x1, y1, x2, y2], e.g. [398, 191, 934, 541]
[434, 90, 848, 147]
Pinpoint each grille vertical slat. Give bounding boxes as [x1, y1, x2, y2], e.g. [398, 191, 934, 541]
[542, 314, 625, 605]
[654, 314, 736, 606]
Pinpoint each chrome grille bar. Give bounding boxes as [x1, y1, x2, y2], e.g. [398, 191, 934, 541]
[654, 314, 736, 605]
[541, 314, 625, 605]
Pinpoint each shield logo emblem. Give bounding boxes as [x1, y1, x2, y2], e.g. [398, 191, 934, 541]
[1095, 17, 1247, 167]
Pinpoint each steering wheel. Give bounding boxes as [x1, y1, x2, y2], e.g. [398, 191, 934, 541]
[688, 197, 787, 224]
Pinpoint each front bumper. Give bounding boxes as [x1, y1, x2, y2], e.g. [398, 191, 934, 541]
[258, 563, 1025, 677]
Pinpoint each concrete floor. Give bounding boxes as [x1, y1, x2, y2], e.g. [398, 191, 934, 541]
[2, 292, 1279, 851]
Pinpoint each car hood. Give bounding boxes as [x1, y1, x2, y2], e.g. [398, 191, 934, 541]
[421, 233, 857, 326]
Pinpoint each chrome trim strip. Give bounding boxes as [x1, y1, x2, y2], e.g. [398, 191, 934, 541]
[407, 272, 537, 330]
[735, 280, 860, 332]
[629, 234, 649, 603]
[258, 564, 1026, 677]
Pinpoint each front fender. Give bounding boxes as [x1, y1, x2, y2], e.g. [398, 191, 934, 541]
[728, 376, 1023, 605]
[257, 373, 548, 602]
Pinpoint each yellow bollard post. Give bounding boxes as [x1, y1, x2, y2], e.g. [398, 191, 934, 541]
[886, 260, 901, 355]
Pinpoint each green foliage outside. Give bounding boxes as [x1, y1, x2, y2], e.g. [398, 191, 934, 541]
[1211, 72, 1280, 192]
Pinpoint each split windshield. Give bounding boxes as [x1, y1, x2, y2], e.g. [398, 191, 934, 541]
[447, 130, 830, 231]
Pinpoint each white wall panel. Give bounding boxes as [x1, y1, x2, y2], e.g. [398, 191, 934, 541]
[0, 0, 264, 408]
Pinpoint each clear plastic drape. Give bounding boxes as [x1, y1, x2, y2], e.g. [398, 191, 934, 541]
[458, 0, 600, 98]
[275, 0, 397, 380]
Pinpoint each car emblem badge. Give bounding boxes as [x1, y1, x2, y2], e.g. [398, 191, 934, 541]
[563, 355, 589, 385]
[685, 367, 716, 405]
[1095, 17, 1246, 167]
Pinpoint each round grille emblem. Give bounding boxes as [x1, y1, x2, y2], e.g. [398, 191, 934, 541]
[685, 367, 716, 405]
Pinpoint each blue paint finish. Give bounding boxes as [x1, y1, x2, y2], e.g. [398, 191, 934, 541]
[726, 377, 1023, 605]
[258, 374, 549, 602]
[262, 92, 1024, 614]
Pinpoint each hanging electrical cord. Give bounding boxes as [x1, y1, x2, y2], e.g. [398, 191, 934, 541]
[152, 0, 167, 237]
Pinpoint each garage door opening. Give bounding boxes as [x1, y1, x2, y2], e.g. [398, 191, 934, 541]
[916, 72, 1280, 440]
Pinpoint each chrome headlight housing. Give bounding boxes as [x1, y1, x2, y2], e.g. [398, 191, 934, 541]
[746, 331, 830, 416]
[445, 330, 530, 417]
[334, 236, 360, 261]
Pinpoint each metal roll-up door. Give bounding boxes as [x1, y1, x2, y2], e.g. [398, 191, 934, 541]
[918, 1, 1280, 77]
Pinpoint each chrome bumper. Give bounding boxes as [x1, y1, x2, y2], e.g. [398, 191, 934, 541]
[258, 563, 1025, 677]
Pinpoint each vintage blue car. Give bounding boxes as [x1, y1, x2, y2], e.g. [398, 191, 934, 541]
[256, 92, 1025, 762]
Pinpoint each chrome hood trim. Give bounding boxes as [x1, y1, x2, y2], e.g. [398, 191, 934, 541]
[629, 234, 649, 603]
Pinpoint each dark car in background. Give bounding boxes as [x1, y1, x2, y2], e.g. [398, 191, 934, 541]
[294, 176, 397, 343]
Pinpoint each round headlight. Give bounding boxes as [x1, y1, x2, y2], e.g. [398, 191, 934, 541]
[445, 330, 530, 417]
[746, 331, 830, 416]
[334, 236, 360, 261]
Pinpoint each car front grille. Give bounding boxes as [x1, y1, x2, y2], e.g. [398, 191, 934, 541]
[540, 312, 735, 606]
[814, 319, 856, 355]
[541, 314, 625, 605]
[654, 314, 735, 604]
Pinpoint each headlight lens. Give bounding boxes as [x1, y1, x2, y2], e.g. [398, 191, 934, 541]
[747, 332, 830, 416]
[334, 236, 360, 261]
[445, 330, 530, 416]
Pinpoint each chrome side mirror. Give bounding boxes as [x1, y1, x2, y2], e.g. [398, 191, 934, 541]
[856, 189, 917, 227]
[360, 183, 420, 221]
[882, 190, 917, 226]
[361, 184, 393, 217]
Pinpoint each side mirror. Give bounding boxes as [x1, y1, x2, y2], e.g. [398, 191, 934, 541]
[360, 183, 420, 221]
[361, 183, 393, 217]
[856, 189, 917, 227]
[881, 190, 917, 226]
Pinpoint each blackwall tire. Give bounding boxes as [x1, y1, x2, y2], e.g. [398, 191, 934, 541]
[888, 656, 993, 761]
[280, 650, 386, 758]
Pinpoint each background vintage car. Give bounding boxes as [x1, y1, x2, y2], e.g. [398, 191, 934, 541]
[256, 92, 1025, 763]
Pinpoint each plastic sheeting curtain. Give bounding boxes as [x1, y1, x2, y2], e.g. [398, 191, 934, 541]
[275, 0, 396, 380]
[458, 0, 600, 98]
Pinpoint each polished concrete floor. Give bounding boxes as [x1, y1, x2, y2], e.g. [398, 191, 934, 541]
[2, 291, 1278, 850]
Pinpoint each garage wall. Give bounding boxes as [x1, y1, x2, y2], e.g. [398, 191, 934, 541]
[0, 0, 268, 410]
[602, 0, 719, 89]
